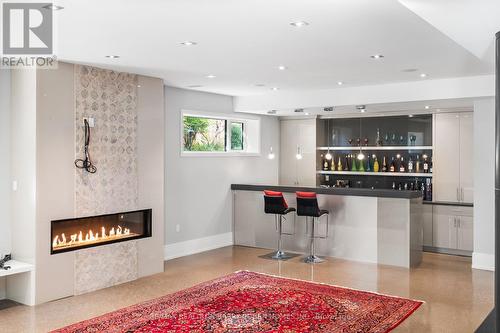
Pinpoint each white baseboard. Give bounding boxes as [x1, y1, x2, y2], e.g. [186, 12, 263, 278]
[472, 252, 495, 271]
[164, 232, 233, 261]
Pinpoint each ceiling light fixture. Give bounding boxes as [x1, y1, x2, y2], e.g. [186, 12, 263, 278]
[425, 105, 430, 109]
[267, 110, 277, 115]
[290, 21, 309, 27]
[42, 4, 64, 10]
[278, 65, 287, 71]
[337, 81, 344, 86]
[255, 84, 266, 87]
[105, 55, 120, 59]
[356, 105, 366, 113]
[324, 107, 334, 112]
[408, 114, 414, 118]
[271, 87, 279, 91]
[420, 73, 428, 78]
[294, 108, 304, 113]
[304, 112, 310, 115]
[370, 54, 384, 59]
[206, 74, 216, 79]
[180, 41, 197, 46]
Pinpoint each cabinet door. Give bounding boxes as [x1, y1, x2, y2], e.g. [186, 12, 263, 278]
[279, 119, 316, 186]
[432, 206, 457, 249]
[434, 113, 461, 202]
[457, 215, 473, 251]
[422, 204, 433, 247]
[459, 113, 473, 203]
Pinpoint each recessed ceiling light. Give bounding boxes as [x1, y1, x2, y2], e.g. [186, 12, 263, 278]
[43, 4, 64, 10]
[294, 108, 304, 113]
[324, 107, 334, 112]
[408, 114, 414, 118]
[278, 65, 288, 71]
[360, 109, 366, 113]
[180, 41, 197, 46]
[370, 54, 384, 59]
[420, 73, 428, 78]
[187, 85, 203, 88]
[271, 87, 279, 91]
[424, 105, 430, 109]
[304, 112, 310, 115]
[337, 81, 344, 86]
[290, 21, 309, 27]
[267, 110, 277, 115]
[402, 68, 418, 72]
[206, 74, 216, 79]
[105, 55, 120, 59]
[255, 84, 266, 87]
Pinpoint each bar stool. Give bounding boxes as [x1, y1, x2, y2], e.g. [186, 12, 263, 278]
[296, 191, 329, 263]
[263, 190, 296, 260]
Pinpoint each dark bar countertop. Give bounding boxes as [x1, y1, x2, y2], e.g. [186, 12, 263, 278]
[231, 184, 423, 199]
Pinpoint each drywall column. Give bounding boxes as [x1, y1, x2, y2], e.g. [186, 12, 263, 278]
[473, 98, 496, 271]
[0, 69, 11, 300]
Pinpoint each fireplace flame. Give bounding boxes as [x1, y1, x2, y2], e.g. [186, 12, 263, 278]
[52, 225, 133, 251]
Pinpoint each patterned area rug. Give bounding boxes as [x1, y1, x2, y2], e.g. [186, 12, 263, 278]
[52, 271, 423, 333]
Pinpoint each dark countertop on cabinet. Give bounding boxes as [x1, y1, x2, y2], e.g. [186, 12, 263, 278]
[231, 184, 423, 199]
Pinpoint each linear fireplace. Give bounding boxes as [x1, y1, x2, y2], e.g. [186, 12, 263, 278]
[51, 209, 152, 254]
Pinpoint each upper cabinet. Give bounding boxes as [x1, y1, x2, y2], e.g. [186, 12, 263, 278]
[433, 112, 473, 203]
[280, 119, 316, 186]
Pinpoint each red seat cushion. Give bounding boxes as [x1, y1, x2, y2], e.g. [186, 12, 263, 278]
[264, 190, 288, 209]
[296, 191, 317, 198]
[264, 190, 283, 197]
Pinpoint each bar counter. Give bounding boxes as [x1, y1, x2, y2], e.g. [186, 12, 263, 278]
[232, 184, 423, 268]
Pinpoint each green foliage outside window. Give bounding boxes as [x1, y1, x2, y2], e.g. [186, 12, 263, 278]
[231, 122, 244, 150]
[183, 116, 226, 151]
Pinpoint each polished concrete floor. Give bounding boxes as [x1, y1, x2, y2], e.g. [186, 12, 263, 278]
[0, 246, 494, 332]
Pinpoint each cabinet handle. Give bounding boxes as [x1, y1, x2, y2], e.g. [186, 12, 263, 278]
[458, 217, 461, 228]
[461, 188, 464, 202]
[453, 217, 456, 228]
[456, 188, 460, 201]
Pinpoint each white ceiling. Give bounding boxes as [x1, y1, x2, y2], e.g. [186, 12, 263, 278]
[54, 0, 497, 97]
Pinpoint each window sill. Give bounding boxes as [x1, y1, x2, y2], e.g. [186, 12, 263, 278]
[180, 151, 261, 157]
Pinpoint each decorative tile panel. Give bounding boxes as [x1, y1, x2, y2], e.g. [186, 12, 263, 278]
[74, 65, 139, 294]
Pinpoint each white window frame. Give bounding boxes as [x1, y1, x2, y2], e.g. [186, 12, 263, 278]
[180, 109, 261, 157]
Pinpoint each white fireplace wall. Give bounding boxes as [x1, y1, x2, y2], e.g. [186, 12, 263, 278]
[33, 63, 164, 304]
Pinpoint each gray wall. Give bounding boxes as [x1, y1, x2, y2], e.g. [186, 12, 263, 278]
[164, 87, 280, 245]
[473, 98, 496, 270]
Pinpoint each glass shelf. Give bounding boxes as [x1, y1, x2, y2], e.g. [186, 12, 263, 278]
[317, 146, 433, 151]
[317, 170, 433, 177]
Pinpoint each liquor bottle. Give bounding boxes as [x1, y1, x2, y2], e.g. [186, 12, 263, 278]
[323, 155, 329, 171]
[325, 175, 330, 183]
[407, 155, 414, 173]
[382, 156, 388, 172]
[358, 156, 365, 172]
[415, 154, 421, 173]
[389, 157, 396, 172]
[404, 183, 408, 190]
[351, 154, 357, 171]
[344, 154, 349, 171]
[392, 182, 396, 190]
[425, 178, 433, 201]
[429, 157, 433, 173]
[330, 156, 335, 171]
[373, 156, 380, 172]
[423, 155, 429, 173]
[337, 156, 343, 171]
[420, 181, 426, 200]
[366, 155, 371, 172]
[399, 157, 406, 173]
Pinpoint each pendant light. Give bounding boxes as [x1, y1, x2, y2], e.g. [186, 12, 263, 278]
[325, 119, 332, 160]
[295, 144, 303, 160]
[357, 117, 365, 160]
[267, 146, 275, 160]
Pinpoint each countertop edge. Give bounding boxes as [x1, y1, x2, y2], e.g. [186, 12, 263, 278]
[231, 184, 423, 199]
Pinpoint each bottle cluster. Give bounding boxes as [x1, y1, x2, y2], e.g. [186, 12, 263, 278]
[321, 153, 432, 174]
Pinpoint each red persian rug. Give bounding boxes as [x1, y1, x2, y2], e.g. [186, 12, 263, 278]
[52, 271, 422, 333]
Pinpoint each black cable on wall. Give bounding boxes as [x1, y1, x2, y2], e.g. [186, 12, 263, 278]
[74, 119, 97, 174]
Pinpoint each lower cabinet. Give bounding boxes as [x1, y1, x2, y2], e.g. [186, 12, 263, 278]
[430, 205, 473, 253]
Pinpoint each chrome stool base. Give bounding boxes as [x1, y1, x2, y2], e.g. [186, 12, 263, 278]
[271, 251, 292, 260]
[304, 255, 325, 263]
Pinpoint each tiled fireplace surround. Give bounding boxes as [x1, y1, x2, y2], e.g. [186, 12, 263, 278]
[8, 62, 165, 305]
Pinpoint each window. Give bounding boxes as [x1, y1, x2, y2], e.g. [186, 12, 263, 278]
[183, 116, 226, 152]
[181, 111, 261, 156]
[230, 122, 244, 151]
